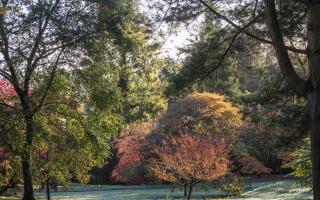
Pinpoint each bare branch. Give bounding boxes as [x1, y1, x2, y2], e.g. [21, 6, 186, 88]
[0, 69, 13, 82]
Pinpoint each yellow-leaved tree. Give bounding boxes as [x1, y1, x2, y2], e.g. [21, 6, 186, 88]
[158, 93, 242, 139]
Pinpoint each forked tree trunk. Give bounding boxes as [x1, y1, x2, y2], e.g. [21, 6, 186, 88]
[22, 116, 35, 200]
[308, 2, 320, 200]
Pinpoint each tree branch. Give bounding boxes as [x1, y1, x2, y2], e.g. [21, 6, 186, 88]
[200, 14, 261, 80]
[0, 102, 15, 109]
[25, 0, 61, 92]
[0, 9, 22, 97]
[33, 47, 65, 114]
[198, 0, 308, 54]
[264, 0, 308, 97]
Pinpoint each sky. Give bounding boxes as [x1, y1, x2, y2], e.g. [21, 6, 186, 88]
[160, 27, 194, 59]
[139, 0, 197, 59]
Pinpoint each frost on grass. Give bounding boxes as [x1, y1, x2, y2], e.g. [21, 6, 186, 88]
[27, 180, 313, 200]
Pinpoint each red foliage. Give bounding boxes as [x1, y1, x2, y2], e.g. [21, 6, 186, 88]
[0, 80, 16, 107]
[0, 79, 32, 102]
[149, 133, 230, 187]
[111, 135, 147, 184]
[38, 149, 49, 160]
[0, 80, 16, 99]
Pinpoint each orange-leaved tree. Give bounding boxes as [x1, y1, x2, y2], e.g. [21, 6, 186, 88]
[148, 133, 230, 200]
[158, 93, 242, 139]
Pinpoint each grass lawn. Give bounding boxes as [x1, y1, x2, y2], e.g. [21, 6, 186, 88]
[0, 179, 312, 200]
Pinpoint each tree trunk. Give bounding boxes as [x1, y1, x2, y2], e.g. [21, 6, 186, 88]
[187, 186, 193, 200]
[22, 116, 35, 200]
[46, 178, 51, 200]
[309, 93, 320, 200]
[184, 184, 187, 197]
[308, 2, 320, 200]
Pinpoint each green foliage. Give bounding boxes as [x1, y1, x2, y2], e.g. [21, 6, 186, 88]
[84, 0, 168, 124]
[0, 152, 21, 191]
[214, 173, 244, 196]
[31, 73, 123, 188]
[166, 18, 241, 98]
[283, 143, 312, 188]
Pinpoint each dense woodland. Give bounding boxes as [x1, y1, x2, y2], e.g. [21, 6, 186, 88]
[0, 0, 318, 200]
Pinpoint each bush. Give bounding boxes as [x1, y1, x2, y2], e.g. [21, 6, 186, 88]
[282, 143, 312, 187]
[215, 173, 244, 196]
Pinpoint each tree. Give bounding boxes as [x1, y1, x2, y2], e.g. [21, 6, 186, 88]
[148, 133, 230, 200]
[112, 1, 168, 123]
[110, 122, 153, 184]
[150, 1, 320, 198]
[0, 71, 122, 199]
[0, 1, 96, 199]
[111, 135, 147, 184]
[30, 74, 122, 200]
[0, 1, 127, 199]
[158, 93, 242, 140]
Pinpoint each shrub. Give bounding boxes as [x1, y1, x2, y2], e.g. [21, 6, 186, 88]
[282, 144, 312, 187]
[215, 173, 244, 196]
[237, 153, 271, 175]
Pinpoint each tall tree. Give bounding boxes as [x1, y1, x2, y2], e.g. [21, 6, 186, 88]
[0, 1, 125, 199]
[31, 74, 122, 200]
[87, 0, 168, 124]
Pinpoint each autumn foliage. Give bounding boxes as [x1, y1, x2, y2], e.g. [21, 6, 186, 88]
[158, 93, 242, 138]
[0, 80, 15, 100]
[111, 123, 153, 184]
[148, 133, 230, 200]
[237, 153, 271, 175]
[111, 135, 146, 184]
